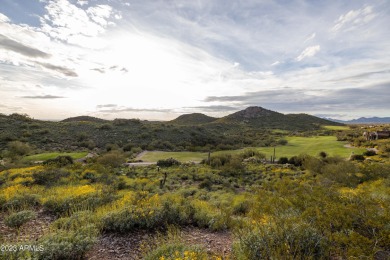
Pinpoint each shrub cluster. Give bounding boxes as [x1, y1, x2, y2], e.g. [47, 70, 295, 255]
[157, 158, 181, 168]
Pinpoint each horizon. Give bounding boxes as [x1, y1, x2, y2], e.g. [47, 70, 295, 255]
[1, 0, 389, 121]
[2, 105, 389, 122]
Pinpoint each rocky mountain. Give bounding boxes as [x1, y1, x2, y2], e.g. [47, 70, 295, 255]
[170, 113, 217, 125]
[218, 106, 342, 129]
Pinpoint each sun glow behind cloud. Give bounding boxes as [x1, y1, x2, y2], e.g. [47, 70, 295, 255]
[75, 29, 249, 116]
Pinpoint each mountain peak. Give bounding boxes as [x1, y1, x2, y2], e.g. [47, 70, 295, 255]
[170, 113, 217, 125]
[229, 106, 281, 119]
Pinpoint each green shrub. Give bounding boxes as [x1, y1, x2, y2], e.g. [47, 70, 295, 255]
[160, 194, 193, 226]
[278, 139, 288, 145]
[97, 151, 125, 167]
[363, 150, 376, 156]
[233, 220, 329, 259]
[278, 157, 289, 164]
[2, 194, 41, 211]
[43, 156, 73, 167]
[198, 179, 213, 190]
[5, 210, 36, 228]
[232, 196, 251, 215]
[32, 168, 70, 186]
[350, 154, 365, 161]
[239, 149, 266, 160]
[0, 195, 6, 210]
[208, 154, 231, 167]
[102, 205, 163, 232]
[44, 192, 115, 216]
[7, 141, 31, 156]
[288, 156, 304, 166]
[191, 200, 227, 230]
[52, 211, 96, 231]
[157, 158, 181, 168]
[321, 161, 359, 187]
[38, 225, 97, 260]
[319, 151, 328, 158]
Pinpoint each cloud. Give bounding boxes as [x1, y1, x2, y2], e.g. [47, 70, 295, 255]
[331, 6, 376, 32]
[0, 13, 10, 23]
[96, 104, 117, 108]
[0, 34, 50, 58]
[36, 62, 78, 77]
[184, 105, 238, 112]
[76, 0, 88, 6]
[325, 70, 390, 83]
[39, 0, 119, 48]
[0, 103, 23, 110]
[296, 45, 320, 61]
[202, 82, 390, 114]
[91, 68, 105, 73]
[97, 107, 173, 113]
[204, 95, 247, 102]
[21, 95, 66, 99]
[314, 113, 348, 119]
[304, 33, 316, 43]
[91, 65, 128, 74]
[86, 5, 113, 27]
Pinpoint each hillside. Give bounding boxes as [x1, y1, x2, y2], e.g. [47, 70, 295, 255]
[61, 116, 108, 123]
[286, 113, 344, 127]
[221, 106, 283, 121]
[217, 106, 342, 130]
[0, 107, 344, 151]
[170, 113, 217, 125]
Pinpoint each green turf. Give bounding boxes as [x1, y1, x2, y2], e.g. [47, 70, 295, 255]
[139, 136, 365, 162]
[23, 152, 89, 162]
[322, 125, 350, 131]
[255, 136, 365, 159]
[140, 151, 208, 162]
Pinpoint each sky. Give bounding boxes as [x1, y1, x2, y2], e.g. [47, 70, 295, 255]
[0, 0, 389, 121]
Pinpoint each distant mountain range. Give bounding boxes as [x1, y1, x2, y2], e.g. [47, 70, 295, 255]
[325, 117, 390, 124]
[61, 107, 341, 128]
[0, 106, 342, 151]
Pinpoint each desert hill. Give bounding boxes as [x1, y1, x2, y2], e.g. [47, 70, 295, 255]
[0, 106, 343, 151]
[170, 113, 218, 125]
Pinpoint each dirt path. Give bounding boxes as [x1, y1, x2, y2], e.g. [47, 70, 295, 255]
[135, 150, 149, 160]
[85, 227, 232, 259]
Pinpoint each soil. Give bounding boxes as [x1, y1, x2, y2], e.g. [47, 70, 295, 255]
[0, 208, 55, 243]
[85, 227, 232, 260]
[1, 208, 233, 259]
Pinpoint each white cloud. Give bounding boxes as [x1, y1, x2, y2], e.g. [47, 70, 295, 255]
[76, 0, 88, 6]
[331, 6, 376, 32]
[304, 33, 316, 43]
[87, 5, 113, 27]
[296, 45, 320, 61]
[39, 0, 117, 48]
[0, 13, 10, 23]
